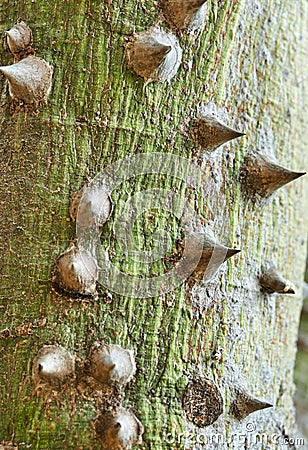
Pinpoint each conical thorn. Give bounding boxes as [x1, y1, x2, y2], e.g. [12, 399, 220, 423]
[230, 389, 273, 420]
[125, 27, 182, 83]
[162, 0, 208, 31]
[87, 343, 136, 387]
[240, 153, 306, 199]
[192, 115, 245, 152]
[0, 56, 52, 105]
[5, 21, 33, 58]
[32, 345, 75, 387]
[53, 243, 99, 297]
[94, 407, 144, 449]
[186, 232, 240, 283]
[259, 266, 295, 294]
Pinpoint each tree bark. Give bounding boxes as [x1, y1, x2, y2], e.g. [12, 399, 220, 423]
[0, 0, 307, 449]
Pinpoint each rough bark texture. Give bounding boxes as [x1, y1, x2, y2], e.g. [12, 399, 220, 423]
[0, 1, 307, 449]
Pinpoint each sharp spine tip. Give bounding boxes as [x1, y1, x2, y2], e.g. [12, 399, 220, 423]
[293, 171, 306, 179]
[225, 248, 241, 260]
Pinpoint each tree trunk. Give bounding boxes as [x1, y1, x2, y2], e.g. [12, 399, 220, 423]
[0, 1, 307, 449]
